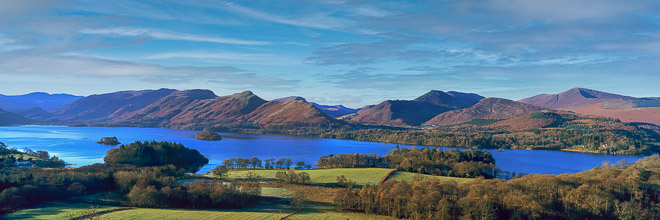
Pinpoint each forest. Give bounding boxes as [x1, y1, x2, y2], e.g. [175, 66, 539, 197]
[104, 140, 209, 173]
[317, 147, 496, 178]
[335, 156, 660, 219]
[321, 114, 660, 155]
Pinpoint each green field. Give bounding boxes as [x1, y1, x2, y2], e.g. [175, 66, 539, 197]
[99, 207, 291, 220]
[3, 202, 122, 219]
[387, 171, 472, 184]
[288, 203, 395, 220]
[216, 168, 395, 185]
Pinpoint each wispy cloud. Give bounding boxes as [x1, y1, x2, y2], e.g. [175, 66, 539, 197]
[80, 27, 270, 45]
[0, 53, 298, 88]
[214, 1, 347, 30]
[142, 51, 302, 65]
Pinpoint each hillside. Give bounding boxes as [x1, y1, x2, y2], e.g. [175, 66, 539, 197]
[118, 90, 267, 127]
[50, 88, 176, 122]
[425, 98, 545, 126]
[414, 90, 484, 109]
[350, 100, 451, 126]
[0, 92, 82, 112]
[116, 89, 218, 126]
[520, 87, 660, 125]
[327, 111, 660, 155]
[272, 96, 356, 118]
[244, 100, 336, 125]
[0, 108, 33, 126]
[16, 107, 53, 121]
[350, 90, 483, 126]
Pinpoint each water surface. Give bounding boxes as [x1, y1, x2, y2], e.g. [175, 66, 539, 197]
[0, 126, 645, 174]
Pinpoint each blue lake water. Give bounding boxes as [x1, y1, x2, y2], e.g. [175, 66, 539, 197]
[0, 125, 646, 175]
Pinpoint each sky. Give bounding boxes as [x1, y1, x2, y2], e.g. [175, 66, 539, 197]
[1, 0, 660, 108]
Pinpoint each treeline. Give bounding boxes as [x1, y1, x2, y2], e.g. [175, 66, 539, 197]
[317, 147, 496, 178]
[222, 157, 311, 170]
[336, 156, 660, 219]
[104, 140, 208, 173]
[0, 163, 120, 215]
[115, 166, 261, 209]
[0, 142, 66, 168]
[1, 141, 250, 214]
[320, 121, 660, 155]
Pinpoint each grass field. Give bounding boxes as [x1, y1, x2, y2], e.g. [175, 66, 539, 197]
[3, 202, 121, 219]
[98, 206, 292, 220]
[387, 171, 472, 184]
[287, 203, 396, 220]
[215, 168, 395, 185]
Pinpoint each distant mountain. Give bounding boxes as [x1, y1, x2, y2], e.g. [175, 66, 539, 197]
[118, 90, 268, 127]
[350, 90, 483, 126]
[0, 108, 33, 126]
[272, 96, 307, 103]
[272, 96, 356, 118]
[425, 98, 546, 126]
[350, 100, 452, 126]
[51, 88, 176, 122]
[0, 92, 82, 112]
[520, 88, 660, 125]
[117, 89, 219, 125]
[244, 100, 335, 125]
[16, 107, 53, 121]
[414, 90, 484, 109]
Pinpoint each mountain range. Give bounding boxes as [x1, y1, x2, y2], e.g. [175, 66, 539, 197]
[0, 87, 658, 129]
[519, 88, 660, 125]
[0, 92, 82, 112]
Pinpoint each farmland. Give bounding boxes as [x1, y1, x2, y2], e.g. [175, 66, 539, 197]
[216, 168, 396, 185]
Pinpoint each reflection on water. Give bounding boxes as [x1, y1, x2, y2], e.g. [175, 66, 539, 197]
[0, 125, 646, 174]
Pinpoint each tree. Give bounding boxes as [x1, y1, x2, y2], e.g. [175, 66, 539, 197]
[276, 158, 286, 169]
[284, 158, 293, 170]
[223, 158, 236, 169]
[264, 158, 274, 169]
[298, 172, 310, 184]
[336, 175, 354, 188]
[296, 161, 306, 169]
[287, 170, 298, 183]
[245, 171, 261, 181]
[250, 157, 262, 169]
[36, 150, 49, 160]
[212, 165, 229, 177]
[276, 171, 288, 184]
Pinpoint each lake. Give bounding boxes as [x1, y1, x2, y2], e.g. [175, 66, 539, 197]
[0, 125, 646, 175]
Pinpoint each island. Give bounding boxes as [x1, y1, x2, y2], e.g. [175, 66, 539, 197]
[194, 131, 222, 141]
[95, 137, 121, 145]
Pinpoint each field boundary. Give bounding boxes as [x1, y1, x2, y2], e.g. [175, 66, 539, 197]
[71, 207, 134, 220]
[278, 210, 299, 219]
[378, 169, 396, 185]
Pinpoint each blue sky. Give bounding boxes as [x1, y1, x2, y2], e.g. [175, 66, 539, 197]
[1, 0, 659, 107]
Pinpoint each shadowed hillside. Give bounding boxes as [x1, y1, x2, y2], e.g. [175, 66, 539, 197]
[426, 98, 546, 126]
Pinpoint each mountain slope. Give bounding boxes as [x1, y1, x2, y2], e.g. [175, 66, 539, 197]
[0, 108, 33, 126]
[350, 100, 452, 126]
[272, 96, 356, 118]
[414, 90, 484, 109]
[51, 88, 176, 122]
[426, 98, 546, 126]
[116, 89, 218, 125]
[244, 100, 336, 125]
[118, 90, 267, 126]
[0, 92, 82, 111]
[16, 107, 53, 121]
[520, 88, 660, 125]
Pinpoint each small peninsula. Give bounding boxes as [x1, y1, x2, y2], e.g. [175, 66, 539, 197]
[194, 131, 222, 141]
[96, 137, 121, 145]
